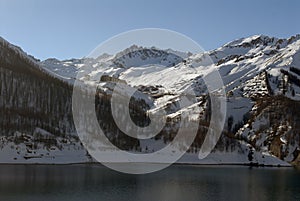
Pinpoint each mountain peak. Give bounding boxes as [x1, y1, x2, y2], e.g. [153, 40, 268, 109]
[224, 34, 280, 49]
[111, 45, 185, 68]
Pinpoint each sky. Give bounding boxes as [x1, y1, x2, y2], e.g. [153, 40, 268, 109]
[0, 0, 300, 60]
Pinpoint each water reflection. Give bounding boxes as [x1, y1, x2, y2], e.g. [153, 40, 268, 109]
[0, 164, 299, 201]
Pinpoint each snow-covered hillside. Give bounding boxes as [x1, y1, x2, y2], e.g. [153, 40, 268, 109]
[1, 34, 300, 166]
[43, 34, 300, 127]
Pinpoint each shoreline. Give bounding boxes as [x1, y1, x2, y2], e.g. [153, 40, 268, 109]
[0, 161, 293, 168]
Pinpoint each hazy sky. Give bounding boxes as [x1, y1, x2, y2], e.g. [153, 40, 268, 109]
[1, 0, 299, 60]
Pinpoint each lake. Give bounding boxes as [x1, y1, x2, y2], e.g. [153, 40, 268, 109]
[0, 164, 299, 201]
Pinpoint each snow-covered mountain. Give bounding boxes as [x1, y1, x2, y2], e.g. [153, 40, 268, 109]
[40, 45, 188, 83]
[1, 34, 300, 166]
